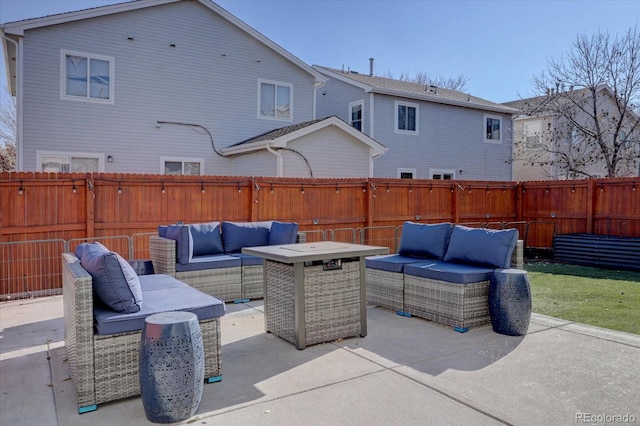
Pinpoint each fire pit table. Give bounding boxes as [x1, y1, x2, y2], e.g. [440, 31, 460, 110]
[243, 242, 389, 349]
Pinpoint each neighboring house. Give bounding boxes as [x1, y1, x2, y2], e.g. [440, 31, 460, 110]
[313, 64, 519, 181]
[1, 0, 385, 177]
[504, 86, 640, 180]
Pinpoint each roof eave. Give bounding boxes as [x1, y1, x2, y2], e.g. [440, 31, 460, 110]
[371, 87, 519, 114]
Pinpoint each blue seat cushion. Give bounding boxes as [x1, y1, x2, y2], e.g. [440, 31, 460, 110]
[268, 221, 299, 245]
[175, 254, 241, 272]
[231, 253, 264, 266]
[94, 274, 226, 335]
[365, 254, 426, 273]
[404, 261, 495, 284]
[443, 225, 518, 269]
[222, 221, 272, 253]
[398, 221, 453, 260]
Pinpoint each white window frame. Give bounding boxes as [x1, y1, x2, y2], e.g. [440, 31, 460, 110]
[257, 79, 293, 122]
[60, 49, 115, 104]
[524, 120, 542, 150]
[161, 156, 204, 175]
[484, 114, 502, 144]
[348, 100, 364, 131]
[429, 168, 456, 180]
[36, 150, 105, 172]
[394, 100, 419, 134]
[397, 168, 416, 179]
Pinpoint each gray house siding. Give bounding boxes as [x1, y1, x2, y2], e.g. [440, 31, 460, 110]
[230, 151, 276, 176]
[19, 1, 317, 174]
[371, 95, 513, 180]
[316, 77, 368, 134]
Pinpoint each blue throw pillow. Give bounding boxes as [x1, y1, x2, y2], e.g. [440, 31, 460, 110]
[268, 221, 299, 245]
[443, 225, 519, 268]
[190, 222, 224, 256]
[76, 242, 143, 313]
[222, 221, 271, 253]
[398, 221, 454, 260]
[163, 224, 192, 264]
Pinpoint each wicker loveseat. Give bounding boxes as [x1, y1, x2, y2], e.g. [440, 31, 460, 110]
[366, 222, 523, 332]
[149, 221, 300, 302]
[62, 245, 225, 414]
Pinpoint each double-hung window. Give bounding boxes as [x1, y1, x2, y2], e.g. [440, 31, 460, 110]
[61, 50, 114, 103]
[484, 114, 502, 143]
[395, 101, 418, 134]
[524, 121, 542, 149]
[258, 79, 292, 121]
[349, 100, 364, 131]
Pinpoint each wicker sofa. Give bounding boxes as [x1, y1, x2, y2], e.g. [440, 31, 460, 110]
[149, 221, 300, 302]
[62, 245, 225, 414]
[366, 222, 523, 332]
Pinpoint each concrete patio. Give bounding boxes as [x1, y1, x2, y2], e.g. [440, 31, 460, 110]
[1, 295, 639, 426]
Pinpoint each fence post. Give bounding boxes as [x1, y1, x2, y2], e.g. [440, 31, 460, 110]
[365, 178, 373, 228]
[86, 176, 95, 238]
[586, 179, 596, 234]
[451, 184, 459, 223]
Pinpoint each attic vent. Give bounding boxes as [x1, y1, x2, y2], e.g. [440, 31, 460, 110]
[426, 85, 437, 94]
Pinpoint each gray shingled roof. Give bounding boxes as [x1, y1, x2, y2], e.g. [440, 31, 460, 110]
[228, 117, 330, 147]
[315, 66, 518, 114]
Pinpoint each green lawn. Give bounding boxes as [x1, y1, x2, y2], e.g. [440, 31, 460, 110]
[525, 262, 640, 335]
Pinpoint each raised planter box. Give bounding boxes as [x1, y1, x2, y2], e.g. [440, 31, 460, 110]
[553, 233, 640, 271]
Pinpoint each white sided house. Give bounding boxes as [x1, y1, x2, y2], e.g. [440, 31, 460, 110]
[1, 0, 385, 177]
[314, 64, 519, 181]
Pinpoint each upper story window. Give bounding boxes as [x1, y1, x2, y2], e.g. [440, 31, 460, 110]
[484, 114, 502, 143]
[524, 121, 542, 149]
[349, 100, 364, 131]
[161, 157, 203, 175]
[258, 79, 292, 121]
[61, 50, 114, 103]
[37, 151, 103, 172]
[395, 101, 418, 134]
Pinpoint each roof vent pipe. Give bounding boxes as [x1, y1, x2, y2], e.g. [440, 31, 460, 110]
[369, 57, 374, 77]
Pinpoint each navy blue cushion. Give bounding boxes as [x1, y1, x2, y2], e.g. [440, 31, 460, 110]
[443, 226, 518, 268]
[75, 242, 143, 313]
[94, 274, 226, 335]
[404, 261, 494, 284]
[230, 253, 264, 266]
[174, 254, 242, 272]
[268, 221, 299, 245]
[365, 254, 426, 273]
[398, 222, 453, 260]
[222, 221, 271, 253]
[190, 222, 223, 256]
[162, 224, 192, 264]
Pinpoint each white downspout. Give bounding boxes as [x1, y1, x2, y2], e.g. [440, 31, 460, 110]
[2, 33, 21, 171]
[266, 144, 284, 177]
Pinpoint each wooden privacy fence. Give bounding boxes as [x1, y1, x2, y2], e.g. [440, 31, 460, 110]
[1, 172, 639, 298]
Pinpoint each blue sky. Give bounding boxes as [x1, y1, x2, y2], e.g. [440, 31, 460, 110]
[1, 0, 638, 103]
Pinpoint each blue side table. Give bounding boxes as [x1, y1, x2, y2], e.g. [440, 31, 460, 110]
[489, 269, 532, 336]
[139, 311, 204, 423]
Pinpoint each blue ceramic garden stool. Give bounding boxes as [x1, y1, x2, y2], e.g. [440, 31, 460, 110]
[139, 311, 204, 423]
[489, 269, 532, 336]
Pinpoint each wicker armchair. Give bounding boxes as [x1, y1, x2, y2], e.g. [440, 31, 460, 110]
[62, 253, 222, 413]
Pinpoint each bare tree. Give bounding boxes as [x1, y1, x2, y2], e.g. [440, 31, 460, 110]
[0, 88, 17, 171]
[397, 71, 470, 92]
[514, 26, 640, 178]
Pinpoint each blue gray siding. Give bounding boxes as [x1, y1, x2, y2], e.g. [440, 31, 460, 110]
[371, 94, 513, 180]
[20, 1, 317, 174]
[316, 77, 369, 134]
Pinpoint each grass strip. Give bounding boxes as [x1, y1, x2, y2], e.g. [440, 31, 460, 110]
[525, 262, 640, 335]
